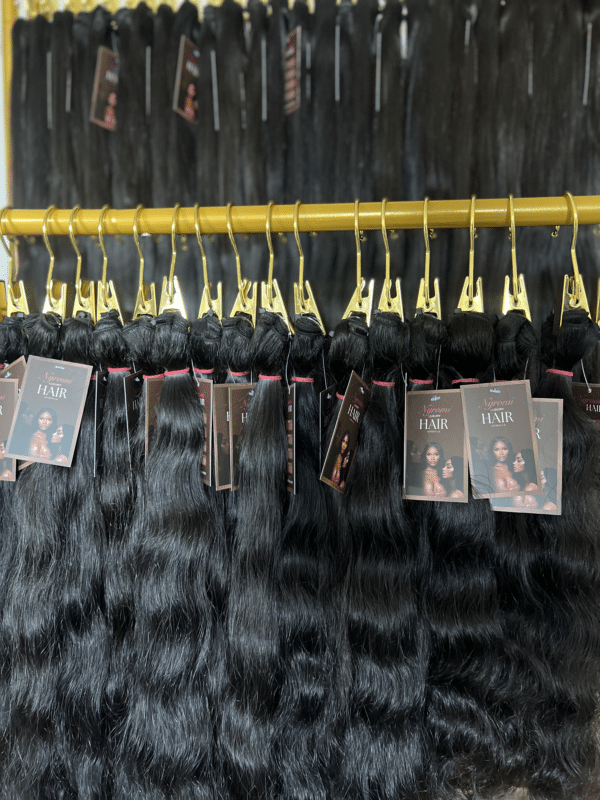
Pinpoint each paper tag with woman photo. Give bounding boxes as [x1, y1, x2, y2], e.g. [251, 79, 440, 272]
[5, 356, 92, 468]
[461, 380, 541, 499]
[403, 388, 468, 503]
[489, 398, 562, 515]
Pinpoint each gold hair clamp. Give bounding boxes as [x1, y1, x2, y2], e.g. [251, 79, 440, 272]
[0, 206, 35, 317]
[377, 197, 404, 319]
[457, 194, 484, 312]
[0, 208, 12, 319]
[342, 199, 374, 323]
[502, 195, 531, 320]
[42, 205, 72, 319]
[96, 205, 124, 322]
[261, 200, 294, 332]
[158, 203, 188, 317]
[132, 205, 157, 319]
[415, 197, 441, 318]
[292, 200, 325, 333]
[228, 202, 258, 325]
[556, 192, 590, 333]
[195, 203, 222, 319]
[71, 205, 97, 321]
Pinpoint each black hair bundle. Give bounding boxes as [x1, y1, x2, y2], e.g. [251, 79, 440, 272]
[222, 310, 289, 799]
[244, 0, 268, 208]
[273, 314, 333, 800]
[119, 311, 220, 798]
[336, 311, 428, 800]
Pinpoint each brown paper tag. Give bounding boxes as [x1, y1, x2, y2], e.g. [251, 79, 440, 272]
[94, 369, 108, 478]
[461, 380, 541, 499]
[284, 26, 302, 114]
[145, 375, 165, 462]
[403, 388, 468, 503]
[90, 46, 118, 131]
[0, 357, 27, 391]
[196, 377, 213, 486]
[320, 371, 370, 494]
[286, 383, 296, 494]
[173, 35, 199, 124]
[229, 383, 256, 491]
[5, 356, 92, 468]
[0, 379, 18, 481]
[213, 384, 231, 490]
[490, 398, 563, 515]
[573, 383, 600, 431]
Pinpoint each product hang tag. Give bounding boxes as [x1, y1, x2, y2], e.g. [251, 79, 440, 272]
[320, 371, 370, 494]
[0, 356, 27, 392]
[90, 45, 118, 131]
[196, 378, 214, 487]
[286, 383, 297, 494]
[213, 384, 231, 490]
[573, 382, 600, 430]
[319, 383, 338, 469]
[284, 26, 302, 115]
[145, 374, 165, 462]
[228, 383, 256, 491]
[490, 398, 563, 515]
[94, 369, 108, 478]
[461, 379, 541, 499]
[0, 379, 18, 481]
[173, 35, 199, 124]
[403, 388, 468, 503]
[5, 355, 92, 468]
[124, 370, 143, 468]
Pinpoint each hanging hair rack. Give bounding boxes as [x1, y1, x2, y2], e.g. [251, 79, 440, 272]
[2, 195, 600, 237]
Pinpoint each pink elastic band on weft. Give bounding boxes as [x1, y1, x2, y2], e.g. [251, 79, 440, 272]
[259, 374, 282, 381]
[143, 373, 164, 380]
[546, 368, 573, 377]
[373, 380, 395, 387]
[452, 378, 480, 385]
[291, 376, 314, 383]
[194, 367, 214, 375]
[228, 369, 250, 377]
[165, 368, 190, 377]
[410, 378, 432, 385]
[90, 374, 97, 381]
[336, 392, 345, 401]
[108, 367, 130, 374]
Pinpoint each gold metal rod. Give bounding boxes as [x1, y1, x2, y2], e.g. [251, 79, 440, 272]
[3, 196, 600, 236]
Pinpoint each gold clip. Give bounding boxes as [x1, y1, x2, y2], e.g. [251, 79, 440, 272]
[41, 205, 71, 319]
[195, 203, 222, 319]
[260, 200, 294, 332]
[292, 200, 325, 333]
[96, 205, 124, 322]
[132, 204, 157, 319]
[342, 199, 374, 323]
[415, 197, 441, 318]
[501, 194, 531, 320]
[159, 203, 188, 317]
[457, 194, 484, 312]
[377, 197, 403, 319]
[0, 208, 12, 319]
[0, 206, 34, 317]
[555, 192, 590, 332]
[227, 202, 257, 325]
[70, 205, 97, 321]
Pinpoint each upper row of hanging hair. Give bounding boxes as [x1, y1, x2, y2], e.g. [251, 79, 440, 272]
[0, 192, 595, 328]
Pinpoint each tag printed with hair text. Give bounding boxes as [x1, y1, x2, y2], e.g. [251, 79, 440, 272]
[228, 383, 256, 491]
[5, 356, 92, 467]
[0, 379, 18, 481]
[286, 383, 296, 494]
[403, 388, 468, 503]
[461, 380, 540, 499]
[490, 398, 562, 515]
[573, 383, 600, 431]
[196, 377, 213, 486]
[320, 371, 370, 494]
[213, 384, 231, 491]
[90, 46, 118, 130]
